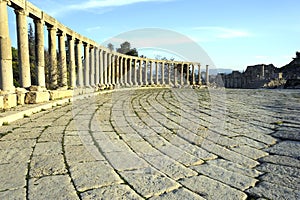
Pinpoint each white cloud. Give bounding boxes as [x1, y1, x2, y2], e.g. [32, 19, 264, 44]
[86, 26, 102, 33]
[192, 26, 252, 40]
[49, 0, 174, 16]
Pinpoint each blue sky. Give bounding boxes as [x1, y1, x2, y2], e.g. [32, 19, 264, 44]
[8, 0, 300, 70]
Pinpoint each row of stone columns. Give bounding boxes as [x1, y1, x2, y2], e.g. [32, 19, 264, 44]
[0, 0, 209, 108]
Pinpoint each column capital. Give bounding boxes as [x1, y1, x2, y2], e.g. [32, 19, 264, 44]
[14, 8, 28, 16]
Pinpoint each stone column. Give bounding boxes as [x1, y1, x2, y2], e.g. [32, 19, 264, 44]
[206, 65, 209, 85]
[103, 51, 108, 85]
[57, 31, 67, 87]
[139, 60, 143, 85]
[116, 56, 120, 85]
[83, 43, 90, 86]
[150, 61, 153, 85]
[128, 58, 132, 85]
[134, 59, 138, 86]
[15, 9, 31, 88]
[89, 46, 95, 86]
[0, 0, 14, 92]
[168, 63, 171, 85]
[95, 47, 99, 85]
[156, 62, 159, 85]
[34, 19, 45, 88]
[144, 60, 148, 85]
[198, 64, 201, 85]
[75, 40, 83, 87]
[180, 63, 184, 85]
[107, 53, 112, 85]
[192, 64, 195, 85]
[174, 63, 178, 86]
[119, 57, 123, 85]
[47, 25, 57, 88]
[111, 54, 116, 85]
[161, 62, 165, 85]
[68, 35, 76, 88]
[99, 49, 104, 85]
[186, 63, 190, 85]
[124, 57, 128, 85]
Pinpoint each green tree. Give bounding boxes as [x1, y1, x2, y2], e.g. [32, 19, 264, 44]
[116, 41, 138, 57]
[107, 43, 114, 51]
[12, 47, 20, 87]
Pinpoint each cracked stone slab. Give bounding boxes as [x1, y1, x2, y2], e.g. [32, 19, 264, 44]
[33, 142, 62, 155]
[120, 167, 180, 198]
[191, 163, 258, 190]
[28, 175, 79, 200]
[149, 188, 205, 200]
[144, 154, 197, 180]
[0, 163, 27, 191]
[70, 161, 123, 192]
[180, 175, 247, 200]
[259, 155, 300, 168]
[0, 188, 26, 199]
[246, 181, 300, 200]
[265, 140, 300, 159]
[207, 159, 262, 178]
[30, 154, 67, 178]
[104, 151, 149, 171]
[65, 145, 104, 164]
[80, 184, 142, 200]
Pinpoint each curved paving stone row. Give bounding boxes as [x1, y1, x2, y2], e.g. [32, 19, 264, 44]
[0, 88, 299, 199]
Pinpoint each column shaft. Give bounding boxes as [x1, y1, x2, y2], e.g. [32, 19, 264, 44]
[150, 61, 153, 84]
[144, 60, 148, 85]
[134, 59, 137, 85]
[58, 32, 67, 87]
[112, 55, 115, 85]
[156, 62, 159, 85]
[116, 56, 119, 85]
[186, 63, 190, 85]
[75, 40, 83, 87]
[48, 26, 57, 88]
[168, 63, 171, 85]
[198, 64, 201, 85]
[161, 62, 165, 85]
[95, 47, 99, 85]
[120, 57, 123, 85]
[206, 65, 209, 85]
[180, 64, 184, 85]
[83, 43, 90, 86]
[124, 58, 128, 85]
[108, 53, 111, 85]
[128, 59, 132, 85]
[68, 36, 76, 88]
[103, 51, 108, 85]
[0, 0, 14, 92]
[174, 63, 178, 86]
[192, 64, 195, 85]
[99, 49, 104, 85]
[34, 19, 45, 87]
[139, 60, 143, 85]
[89, 46, 95, 86]
[15, 9, 31, 88]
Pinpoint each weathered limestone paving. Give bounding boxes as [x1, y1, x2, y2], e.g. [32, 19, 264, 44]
[0, 88, 299, 199]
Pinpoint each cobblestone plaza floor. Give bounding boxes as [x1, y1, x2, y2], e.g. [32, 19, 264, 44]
[0, 88, 299, 199]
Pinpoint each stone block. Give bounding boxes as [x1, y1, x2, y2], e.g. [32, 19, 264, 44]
[25, 91, 50, 104]
[3, 94, 17, 109]
[49, 90, 73, 100]
[0, 96, 3, 109]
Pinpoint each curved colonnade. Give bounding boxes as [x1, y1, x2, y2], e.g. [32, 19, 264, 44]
[0, 0, 208, 109]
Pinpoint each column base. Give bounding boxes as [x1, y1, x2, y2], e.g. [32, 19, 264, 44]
[16, 88, 28, 105]
[25, 91, 50, 104]
[0, 93, 17, 109]
[49, 89, 73, 100]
